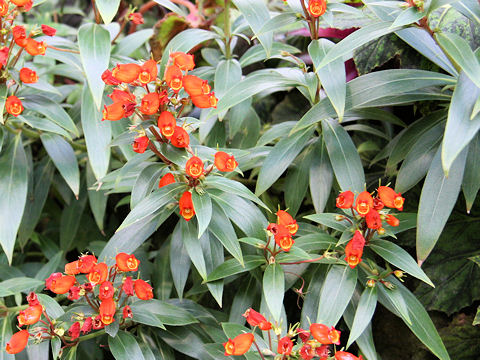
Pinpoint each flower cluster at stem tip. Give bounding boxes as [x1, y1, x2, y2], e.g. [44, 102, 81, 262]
[5, 252, 152, 355]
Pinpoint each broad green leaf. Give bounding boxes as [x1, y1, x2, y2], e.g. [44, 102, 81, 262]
[113, 29, 155, 56]
[462, 134, 480, 212]
[322, 119, 365, 193]
[158, 326, 215, 359]
[131, 299, 198, 326]
[442, 72, 480, 175]
[180, 220, 207, 280]
[309, 39, 346, 121]
[170, 224, 191, 299]
[81, 85, 111, 180]
[95, 0, 120, 24]
[0, 277, 43, 297]
[309, 139, 333, 214]
[346, 286, 378, 348]
[130, 164, 164, 209]
[78, 23, 111, 109]
[19, 114, 71, 140]
[214, 59, 242, 120]
[191, 190, 212, 239]
[304, 213, 350, 232]
[154, 240, 173, 300]
[417, 148, 467, 263]
[255, 126, 314, 196]
[209, 203, 243, 265]
[87, 163, 108, 232]
[370, 239, 434, 287]
[109, 331, 145, 360]
[0, 134, 28, 263]
[435, 32, 480, 89]
[105, 320, 120, 338]
[41, 133, 80, 197]
[37, 294, 65, 319]
[206, 255, 264, 282]
[317, 265, 357, 326]
[263, 263, 284, 322]
[60, 186, 88, 251]
[131, 302, 165, 328]
[452, 0, 480, 25]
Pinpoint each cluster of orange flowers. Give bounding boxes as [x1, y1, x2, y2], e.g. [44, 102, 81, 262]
[336, 186, 404, 268]
[266, 210, 299, 252]
[5, 253, 152, 355]
[224, 308, 363, 359]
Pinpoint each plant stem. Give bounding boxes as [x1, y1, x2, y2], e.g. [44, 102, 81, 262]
[252, 341, 266, 360]
[224, 0, 232, 59]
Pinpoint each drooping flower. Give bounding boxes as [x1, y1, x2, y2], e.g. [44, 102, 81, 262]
[274, 224, 294, 252]
[365, 209, 382, 229]
[68, 322, 80, 340]
[170, 126, 190, 148]
[157, 111, 176, 138]
[308, 0, 327, 17]
[191, 92, 217, 108]
[17, 305, 42, 326]
[386, 214, 400, 227]
[19, 67, 38, 83]
[138, 59, 157, 84]
[65, 260, 80, 275]
[377, 186, 404, 211]
[123, 305, 133, 319]
[10, 0, 31, 6]
[310, 323, 341, 345]
[102, 102, 125, 121]
[336, 190, 354, 209]
[0, 47, 8, 67]
[12, 26, 27, 47]
[355, 191, 373, 216]
[139, 92, 160, 115]
[276, 210, 298, 236]
[344, 231, 365, 269]
[45, 273, 76, 294]
[0, 0, 8, 16]
[26, 292, 39, 306]
[99, 298, 116, 325]
[223, 333, 254, 356]
[5, 96, 23, 116]
[185, 156, 204, 179]
[25, 38, 46, 56]
[159, 173, 175, 188]
[41, 24, 57, 36]
[78, 255, 97, 273]
[81, 317, 93, 334]
[214, 151, 238, 172]
[5, 330, 29, 354]
[165, 65, 183, 92]
[98, 281, 115, 300]
[116, 253, 140, 272]
[134, 279, 153, 300]
[183, 75, 210, 97]
[102, 69, 121, 85]
[67, 286, 81, 300]
[87, 263, 108, 285]
[242, 309, 272, 330]
[277, 336, 294, 355]
[123, 276, 134, 296]
[132, 135, 150, 153]
[112, 63, 141, 83]
[170, 52, 195, 71]
[335, 351, 364, 360]
[179, 191, 195, 221]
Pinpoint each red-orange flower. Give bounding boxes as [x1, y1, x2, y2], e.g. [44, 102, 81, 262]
[223, 333, 254, 356]
[123, 276, 134, 296]
[19, 67, 38, 83]
[278, 336, 293, 355]
[0, 0, 8, 16]
[133, 136, 150, 153]
[109, 89, 135, 104]
[98, 281, 115, 300]
[87, 262, 108, 285]
[26, 292, 39, 306]
[102, 69, 121, 85]
[25, 38, 46, 56]
[128, 12, 144, 25]
[157, 111, 176, 138]
[355, 191, 373, 216]
[102, 102, 125, 121]
[112, 63, 141, 83]
[183, 75, 211, 97]
[242, 309, 272, 331]
[116, 252, 140, 272]
[99, 298, 116, 325]
[308, 0, 326, 17]
[336, 190, 354, 209]
[185, 156, 204, 179]
[81, 317, 93, 334]
[10, 0, 30, 6]
[276, 210, 299, 236]
[165, 65, 183, 92]
[214, 151, 238, 172]
[6, 96, 23, 116]
[12, 26, 27, 47]
[344, 231, 365, 269]
[139, 92, 160, 115]
[191, 92, 218, 108]
[68, 322, 80, 340]
[373, 197, 384, 210]
[0, 47, 8, 67]
[5, 330, 29, 354]
[274, 224, 294, 252]
[17, 304, 42, 326]
[179, 191, 195, 221]
[159, 173, 175, 188]
[335, 351, 364, 360]
[134, 279, 153, 300]
[21, 1, 33, 12]
[170, 126, 190, 148]
[78, 254, 97, 273]
[138, 59, 157, 84]
[386, 214, 400, 227]
[41, 24, 56, 36]
[123, 305, 133, 319]
[45, 273, 76, 294]
[377, 186, 404, 211]
[310, 323, 341, 345]
[365, 209, 382, 229]
[170, 52, 195, 71]
[65, 260, 80, 275]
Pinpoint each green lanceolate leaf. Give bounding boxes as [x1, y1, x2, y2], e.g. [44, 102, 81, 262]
[309, 139, 333, 214]
[0, 134, 28, 263]
[442, 72, 480, 175]
[317, 265, 357, 326]
[0, 277, 43, 297]
[78, 23, 111, 109]
[41, 133, 80, 198]
[462, 134, 480, 212]
[180, 220, 207, 280]
[95, 0, 121, 24]
[214, 59, 242, 120]
[87, 164, 108, 232]
[304, 213, 350, 232]
[391, 7, 425, 28]
[170, 225, 191, 299]
[130, 299, 198, 326]
[346, 286, 378, 348]
[206, 255, 264, 282]
[263, 263, 284, 322]
[109, 331, 145, 360]
[191, 190, 212, 239]
[417, 148, 467, 263]
[322, 119, 365, 193]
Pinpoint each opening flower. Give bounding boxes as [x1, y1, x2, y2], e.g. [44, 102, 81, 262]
[377, 186, 404, 211]
[45, 273, 76, 294]
[19, 67, 38, 83]
[165, 65, 183, 92]
[138, 59, 157, 84]
[308, 0, 327, 17]
[274, 224, 294, 252]
[242, 308, 272, 330]
[17, 304, 42, 326]
[223, 333, 254, 356]
[344, 231, 365, 269]
[179, 191, 195, 221]
[310, 323, 341, 345]
[170, 52, 195, 71]
[99, 298, 116, 325]
[5, 330, 29, 354]
[98, 281, 115, 300]
[133, 136, 150, 154]
[336, 190, 354, 209]
[116, 252, 140, 272]
[170, 126, 190, 148]
[139, 92, 160, 115]
[365, 209, 382, 229]
[112, 63, 141, 83]
[6, 96, 24, 117]
[134, 279, 153, 300]
[276, 209, 298, 236]
[185, 156, 204, 179]
[87, 262, 108, 285]
[157, 111, 176, 138]
[214, 151, 238, 172]
[25, 38, 46, 56]
[183, 75, 211, 97]
[277, 336, 293, 355]
[355, 191, 373, 216]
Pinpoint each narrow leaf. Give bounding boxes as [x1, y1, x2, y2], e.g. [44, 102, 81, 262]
[108, 331, 145, 360]
[263, 263, 284, 322]
[191, 190, 212, 239]
[95, 0, 120, 24]
[346, 286, 377, 348]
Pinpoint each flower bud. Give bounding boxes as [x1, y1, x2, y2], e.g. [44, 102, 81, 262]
[366, 279, 376, 288]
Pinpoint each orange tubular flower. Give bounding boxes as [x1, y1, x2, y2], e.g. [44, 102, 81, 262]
[41, 24, 56, 36]
[183, 75, 211, 97]
[108, 89, 135, 104]
[335, 351, 364, 360]
[310, 323, 341, 345]
[123, 305, 133, 319]
[19, 67, 38, 83]
[138, 59, 157, 84]
[139, 92, 160, 115]
[102, 102, 125, 121]
[134, 279, 153, 300]
[10, 0, 30, 6]
[116, 252, 140, 272]
[99, 298, 116, 325]
[25, 38, 46, 56]
[223, 333, 254, 356]
[344, 231, 365, 269]
[5, 330, 29, 354]
[65, 260, 80, 275]
[377, 186, 404, 211]
[78, 254, 97, 273]
[12, 26, 27, 47]
[308, 0, 326, 17]
[102, 69, 121, 85]
[128, 12, 144, 25]
[0, 0, 8, 16]
[112, 63, 141, 83]
[6, 96, 23, 117]
[133, 135, 150, 153]
[365, 209, 382, 229]
[17, 304, 42, 326]
[214, 151, 238, 172]
[278, 336, 294, 355]
[179, 191, 195, 221]
[185, 156, 204, 179]
[170, 126, 190, 148]
[45, 273, 76, 294]
[191, 92, 218, 108]
[242, 309, 272, 331]
[98, 281, 115, 300]
[336, 190, 354, 209]
[386, 214, 400, 227]
[274, 224, 294, 252]
[165, 65, 183, 92]
[276, 210, 299, 236]
[170, 52, 195, 71]
[355, 191, 374, 217]
[157, 111, 176, 138]
[87, 262, 108, 285]
[159, 173, 175, 188]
